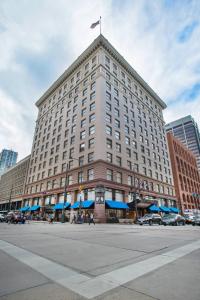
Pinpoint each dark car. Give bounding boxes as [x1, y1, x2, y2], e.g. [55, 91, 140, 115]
[138, 213, 162, 225]
[184, 214, 195, 224]
[6, 212, 24, 224]
[162, 214, 185, 226]
[192, 216, 200, 226]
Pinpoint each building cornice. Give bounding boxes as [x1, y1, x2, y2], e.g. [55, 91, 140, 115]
[35, 34, 167, 109]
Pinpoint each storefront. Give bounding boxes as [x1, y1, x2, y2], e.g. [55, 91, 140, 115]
[105, 200, 129, 222]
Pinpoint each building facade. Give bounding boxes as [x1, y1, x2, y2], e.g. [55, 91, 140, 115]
[0, 149, 18, 176]
[167, 132, 200, 213]
[165, 115, 200, 172]
[0, 155, 30, 211]
[22, 35, 176, 221]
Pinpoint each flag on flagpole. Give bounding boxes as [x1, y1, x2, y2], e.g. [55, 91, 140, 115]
[90, 19, 100, 29]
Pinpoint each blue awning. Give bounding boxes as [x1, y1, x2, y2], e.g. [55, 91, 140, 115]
[148, 204, 160, 212]
[159, 206, 170, 213]
[29, 205, 40, 211]
[71, 200, 94, 209]
[20, 206, 30, 212]
[169, 207, 179, 213]
[54, 203, 70, 210]
[105, 200, 129, 209]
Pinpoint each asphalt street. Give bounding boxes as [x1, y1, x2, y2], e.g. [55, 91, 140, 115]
[0, 222, 199, 300]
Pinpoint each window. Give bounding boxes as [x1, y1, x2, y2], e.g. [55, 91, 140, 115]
[116, 143, 121, 153]
[81, 119, 86, 128]
[80, 130, 86, 140]
[81, 108, 86, 117]
[128, 175, 132, 186]
[78, 171, 83, 183]
[82, 98, 87, 106]
[115, 119, 120, 128]
[115, 131, 120, 140]
[63, 151, 67, 160]
[90, 102, 95, 111]
[91, 82, 95, 90]
[106, 125, 112, 136]
[106, 113, 112, 123]
[107, 169, 113, 181]
[89, 138, 95, 148]
[126, 148, 131, 157]
[114, 108, 120, 117]
[125, 136, 130, 145]
[88, 152, 94, 163]
[89, 125, 95, 135]
[79, 156, 84, 166]
[116, 172, 122, 183]
[80, 142, 85, 152]
[116, 156, 121, 166]
[89, 113, 95, 123]
[106, 92, 111, 101]
[90, 91, 95, 100]
[107, 152, 112, 163]
[83, 88, 87, 96]
[106, 138, 112, 149]
[106, 82, 111, 91]
[88, 169, 94, 180]
[106, 102, 111, 112]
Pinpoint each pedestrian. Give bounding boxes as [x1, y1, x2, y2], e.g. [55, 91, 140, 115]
[49, 213, 54, 224]
[71, 213, 76, 224]
[89, 212, 95, 225]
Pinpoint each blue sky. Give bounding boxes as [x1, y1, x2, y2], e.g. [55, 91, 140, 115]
[0, 0, 200, 160]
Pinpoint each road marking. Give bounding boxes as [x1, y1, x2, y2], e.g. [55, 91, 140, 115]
[0, 239, 200, 299]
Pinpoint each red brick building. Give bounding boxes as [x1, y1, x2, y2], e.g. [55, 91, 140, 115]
[167, 132, 200, 213]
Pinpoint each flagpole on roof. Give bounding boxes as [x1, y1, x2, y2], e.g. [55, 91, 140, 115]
[100, 16, 102, 34]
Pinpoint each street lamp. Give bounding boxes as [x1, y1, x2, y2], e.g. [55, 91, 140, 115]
[61, 162, 69, 223]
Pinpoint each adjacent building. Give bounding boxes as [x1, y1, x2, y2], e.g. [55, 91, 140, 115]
[0, 155, 30, 211]
[167, 132, 200, 213]
[165, 115, 200, 172]
[21, 34, 176, 222]
[0, 149, 18, 176]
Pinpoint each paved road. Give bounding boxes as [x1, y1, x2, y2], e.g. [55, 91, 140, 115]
[0, 222, 199, 300]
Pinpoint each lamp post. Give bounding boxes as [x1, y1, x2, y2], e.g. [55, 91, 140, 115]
[8, 184, 14, 212]
[61, 162, 69, 223]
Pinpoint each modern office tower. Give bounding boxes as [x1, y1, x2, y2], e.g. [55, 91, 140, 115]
[167, 133, 200, 213]
[0, 155, 30, 211]
[23, 35, 176, 222]
[165, 115, 200, 172]
[0, 149, 18, 176]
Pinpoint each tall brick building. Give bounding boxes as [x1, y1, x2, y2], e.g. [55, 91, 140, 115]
[167, 132, 200, 213]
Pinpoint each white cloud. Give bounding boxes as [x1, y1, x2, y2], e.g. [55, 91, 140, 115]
[0, 0, 199, 161]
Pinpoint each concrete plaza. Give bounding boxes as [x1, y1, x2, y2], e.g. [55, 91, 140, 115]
[0, 222, 200, 300]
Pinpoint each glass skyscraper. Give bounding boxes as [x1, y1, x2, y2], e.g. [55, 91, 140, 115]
[165, 115, 200, 172]
[0, 149, 18, 176]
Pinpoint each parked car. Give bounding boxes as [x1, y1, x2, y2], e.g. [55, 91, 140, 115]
[138, 213, 162, 225]
[0, 213, 6, 222]
[184, 214, 195, 224]
[192, 216, 200, 226]
[6, 212, 24, 224]
[162, 214, 185, 226]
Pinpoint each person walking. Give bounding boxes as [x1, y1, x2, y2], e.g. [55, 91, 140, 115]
[71, 213, 76, 224]
[89, 212, 95, 225]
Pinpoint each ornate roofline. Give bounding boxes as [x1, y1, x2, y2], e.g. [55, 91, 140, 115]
[36, 34, 167, 109]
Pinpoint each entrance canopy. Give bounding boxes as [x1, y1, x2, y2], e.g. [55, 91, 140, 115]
[159, 206, 170, 213]
[105, 200, 129, 209]
[148, 204, 160, 212]
[20, 206, 30, 212]
[169, 207, 179, 213]
[29, 205, 40, 211]
[71, 200, 94, 209]
[54, 203, 70, 210]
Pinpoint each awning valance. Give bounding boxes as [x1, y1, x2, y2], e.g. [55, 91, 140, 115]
[20, 206, 30, 212]
[105, 200, 129, 209]
[169, 207, 179, 213]
[148, 204, 160, 212]
[29, 205, 40, 211]
[159, 206, 170, 213]
[71, 200, 94, 209]
[54, 203, 70, 210]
